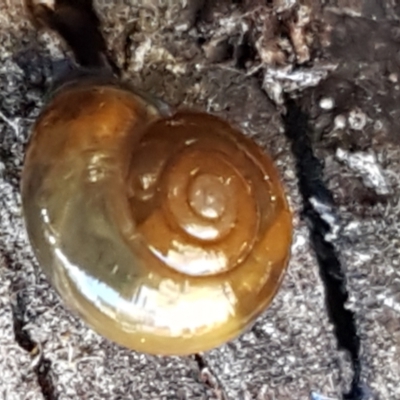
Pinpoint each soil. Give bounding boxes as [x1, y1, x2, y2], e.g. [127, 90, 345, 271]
[0, 1, 399, 399]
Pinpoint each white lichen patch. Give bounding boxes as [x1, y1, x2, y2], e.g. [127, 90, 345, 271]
[336, 148, 391, 195]
[262, 63, 337, 105]
[309, 196, 341, 241]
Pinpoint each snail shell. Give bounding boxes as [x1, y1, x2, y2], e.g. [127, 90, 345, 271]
[21, 1, 292, 356]
[21, 79, 292, 355]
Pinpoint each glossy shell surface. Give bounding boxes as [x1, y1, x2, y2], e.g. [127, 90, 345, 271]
[21, 81, 292, 355]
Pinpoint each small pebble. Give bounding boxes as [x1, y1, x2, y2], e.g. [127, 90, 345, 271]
[334, 115, 346, 130]
[319, 97, 334, 110]
[348, 108, 367, 130]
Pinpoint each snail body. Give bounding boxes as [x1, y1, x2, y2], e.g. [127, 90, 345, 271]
[21, 1, 292, 355]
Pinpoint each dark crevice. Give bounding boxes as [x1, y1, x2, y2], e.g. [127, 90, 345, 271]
[11, 290, 57, 400]
[0, 143, 21, 187]
[192, 0, 214, 26]
[234, 31, 257, 70]
[193, 354, 229, 400]
[282, 97, 365, 400]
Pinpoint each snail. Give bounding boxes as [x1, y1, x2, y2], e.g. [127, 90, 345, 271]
[21, 0, 292, 356]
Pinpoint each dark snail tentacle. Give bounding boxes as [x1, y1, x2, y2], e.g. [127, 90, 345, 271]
[25, 0, 118, 74]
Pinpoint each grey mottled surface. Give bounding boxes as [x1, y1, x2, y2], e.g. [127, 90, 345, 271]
[0, 1, 399, 399]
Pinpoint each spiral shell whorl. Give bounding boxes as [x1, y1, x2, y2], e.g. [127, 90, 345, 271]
[130, 112, 280, 277]
[21, 83, 292, 355]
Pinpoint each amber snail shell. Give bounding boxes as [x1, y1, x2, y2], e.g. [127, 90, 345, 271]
[21, 2, 292, 356]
